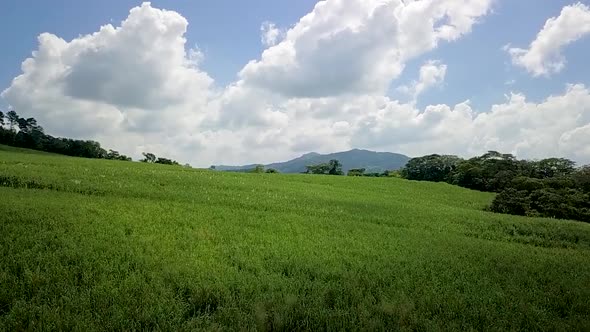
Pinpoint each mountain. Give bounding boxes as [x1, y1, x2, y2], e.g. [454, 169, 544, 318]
[214, 149, 410, 173]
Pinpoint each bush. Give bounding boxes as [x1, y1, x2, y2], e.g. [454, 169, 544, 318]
[510, 176, 545, 191]
[490, 189, 531, 216]
[491, 187, 590, 223]
[249, 165, 265, 173]
[347, 168, 365, 177]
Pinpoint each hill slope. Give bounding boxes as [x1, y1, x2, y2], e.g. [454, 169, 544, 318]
[1, 147, 589, 330]
[215, 149, 410, 173]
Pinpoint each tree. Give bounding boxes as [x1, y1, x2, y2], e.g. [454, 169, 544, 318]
[140, 152, 179, 165]
[141, 152, 157, 163]
[6, 110, 19, 130]
[451, 152, 521, 192]
[249, 165, 265, 173]
[531, 158, 576, 179]
[386, 170, 402, 178]
[574, 166, 590, 193]
[491, 186, 590, 223]
[16, 117, 44, 135]
[17, 117, 28, 131]
[0, 110, 4, 126]
[510, 176, 545, 191]
[69, 140, 106, 158]
[305, 163, 330, 175]
[265, 168, 279, 173]
[305, 160, 343, 175]
[156, 157, 180, 165]
[106, 149, 132, 161]
[328, 159, 343, 175]
[106, 149, 121, 159]
[0, 110, 132, 161]
[490, 188, 531, 216]
[347, 168, 366, 177]
[402, 154, 462, 182]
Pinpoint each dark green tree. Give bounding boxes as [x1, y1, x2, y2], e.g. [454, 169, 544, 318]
[574, 166, 590, 193]
[402, 154, 462, 182]
[6, 110, 19, 130]
[452, 151, 520, 191]
[490, 188, 531, 216]
[347, 168, 366, 176]
[106, 149, 121, 159]
[249, 165, 265, 173]
[17, 117, 43, 135]
[155, 157, 180, 165]
[510, 176, 545, 191]
[106, 150, 132, 161]
[531, 158, 576, 179]
[141, 152, 157, 163]
[305, 163, 331, 174]
[328, 159, 343, 175]
[0, 110, 132, 161]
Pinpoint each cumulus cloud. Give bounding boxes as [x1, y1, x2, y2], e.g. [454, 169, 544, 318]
[398, 60, 447, 101]
[2, 3, 214, 156]
[323, 85, 590, 162]
[3, 1, 590, 166]
[506, 2, 590, 77]
[260, 22, 283, 47]
[239, 0, 492, 98]
[212, 84, 590, 164]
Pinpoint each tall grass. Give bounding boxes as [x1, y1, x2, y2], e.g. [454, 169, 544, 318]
[1, 146, 589, 330]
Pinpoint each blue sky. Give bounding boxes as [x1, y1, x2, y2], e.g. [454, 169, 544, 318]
[0, 0, 319, 93]
[2, 0, 588, 108]
[394, 0, 590, 109]
[1, 0, 589, 165]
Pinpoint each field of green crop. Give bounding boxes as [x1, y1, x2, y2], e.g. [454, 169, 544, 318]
[1, 145, 589, 331]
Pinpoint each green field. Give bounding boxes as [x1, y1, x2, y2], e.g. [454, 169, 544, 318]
[1, 146, 589, 331]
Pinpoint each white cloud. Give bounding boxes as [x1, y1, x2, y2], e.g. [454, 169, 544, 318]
[349, 84, 590, 162]
[398, 60, 447, 101]
[239, 0, 492, 98]
[506, 2, 590, 77]
[2, 3, 214, 159]
[260, 22, 283, 47]
[3, 1, 590, 167]
[254, 84, 590, 164]
[213, 84, 590, 164]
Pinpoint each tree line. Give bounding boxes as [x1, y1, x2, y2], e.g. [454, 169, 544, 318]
[239, 160, 399, 177]
[400, 151, 590, 223]
[0, 109, 132, 160]
[140, 152, 181, 166]
[0, 109, 181, 166]
[304, 160, 397, 177]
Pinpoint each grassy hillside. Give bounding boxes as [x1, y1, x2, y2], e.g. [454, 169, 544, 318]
[0, 144, 58, 155]
[1, 146, 589, 331]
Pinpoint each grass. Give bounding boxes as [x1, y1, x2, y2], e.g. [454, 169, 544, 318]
[1, 145, 589, 331]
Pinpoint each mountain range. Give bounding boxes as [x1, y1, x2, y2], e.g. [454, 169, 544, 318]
[214, 149, 410, 174]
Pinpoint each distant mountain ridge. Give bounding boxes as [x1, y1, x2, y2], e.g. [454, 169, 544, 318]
[214, 149, 410, 173]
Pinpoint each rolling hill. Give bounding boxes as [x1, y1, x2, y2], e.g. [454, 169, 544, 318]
[215, 148, 410, 173]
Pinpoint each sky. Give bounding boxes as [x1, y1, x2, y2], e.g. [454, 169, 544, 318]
[1, 0, 589, 166]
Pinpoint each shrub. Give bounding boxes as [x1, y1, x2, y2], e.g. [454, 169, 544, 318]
[490, 189, 531, 216]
